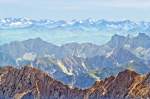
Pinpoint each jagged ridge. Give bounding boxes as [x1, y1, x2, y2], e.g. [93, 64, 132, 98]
[0, 66, 150, 99]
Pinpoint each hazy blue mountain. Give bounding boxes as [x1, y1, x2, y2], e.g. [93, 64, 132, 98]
[0, 38, 61, 59]
[107, 33, 150, 49]
[131, 33, 150, 48]
[107, 34, 127, 48]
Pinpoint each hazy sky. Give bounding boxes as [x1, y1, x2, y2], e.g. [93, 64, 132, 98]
[0, 0, 150, 21]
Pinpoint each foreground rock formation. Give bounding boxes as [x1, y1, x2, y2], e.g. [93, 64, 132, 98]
[0, 66, 150, 99]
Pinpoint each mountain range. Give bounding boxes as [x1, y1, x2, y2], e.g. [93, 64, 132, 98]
[1, 18, 150, 46]
[1, 66, 150, 99]
[1, 18, 150, 33]
[0, 33, 150, 88]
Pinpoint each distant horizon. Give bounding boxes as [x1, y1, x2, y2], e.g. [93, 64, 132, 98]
[1, 17, 150, 22]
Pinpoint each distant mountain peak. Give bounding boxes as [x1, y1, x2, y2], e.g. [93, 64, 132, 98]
[29, 37, 43, 42]
[107, 32, 150, 48]
[22, 37, 46, 44]
[107, 34, 126, 48]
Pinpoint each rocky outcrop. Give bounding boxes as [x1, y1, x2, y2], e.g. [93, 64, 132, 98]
[0, 66, 150, 99]
[0, 66, 85, 99]
[87, 70, 150, 99]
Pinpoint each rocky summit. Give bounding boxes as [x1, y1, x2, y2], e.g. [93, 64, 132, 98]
[0, 66, 150, 99]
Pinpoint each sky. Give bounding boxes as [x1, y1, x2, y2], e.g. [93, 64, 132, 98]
[0, 0, 150, 21]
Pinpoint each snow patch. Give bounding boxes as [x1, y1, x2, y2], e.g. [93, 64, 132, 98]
[106, 50, 114, 58]
[23, 53, 36, 61]
[57, 60, 73, 76]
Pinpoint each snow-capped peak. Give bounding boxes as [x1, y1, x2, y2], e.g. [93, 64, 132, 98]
[0, 18, 150, 32]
